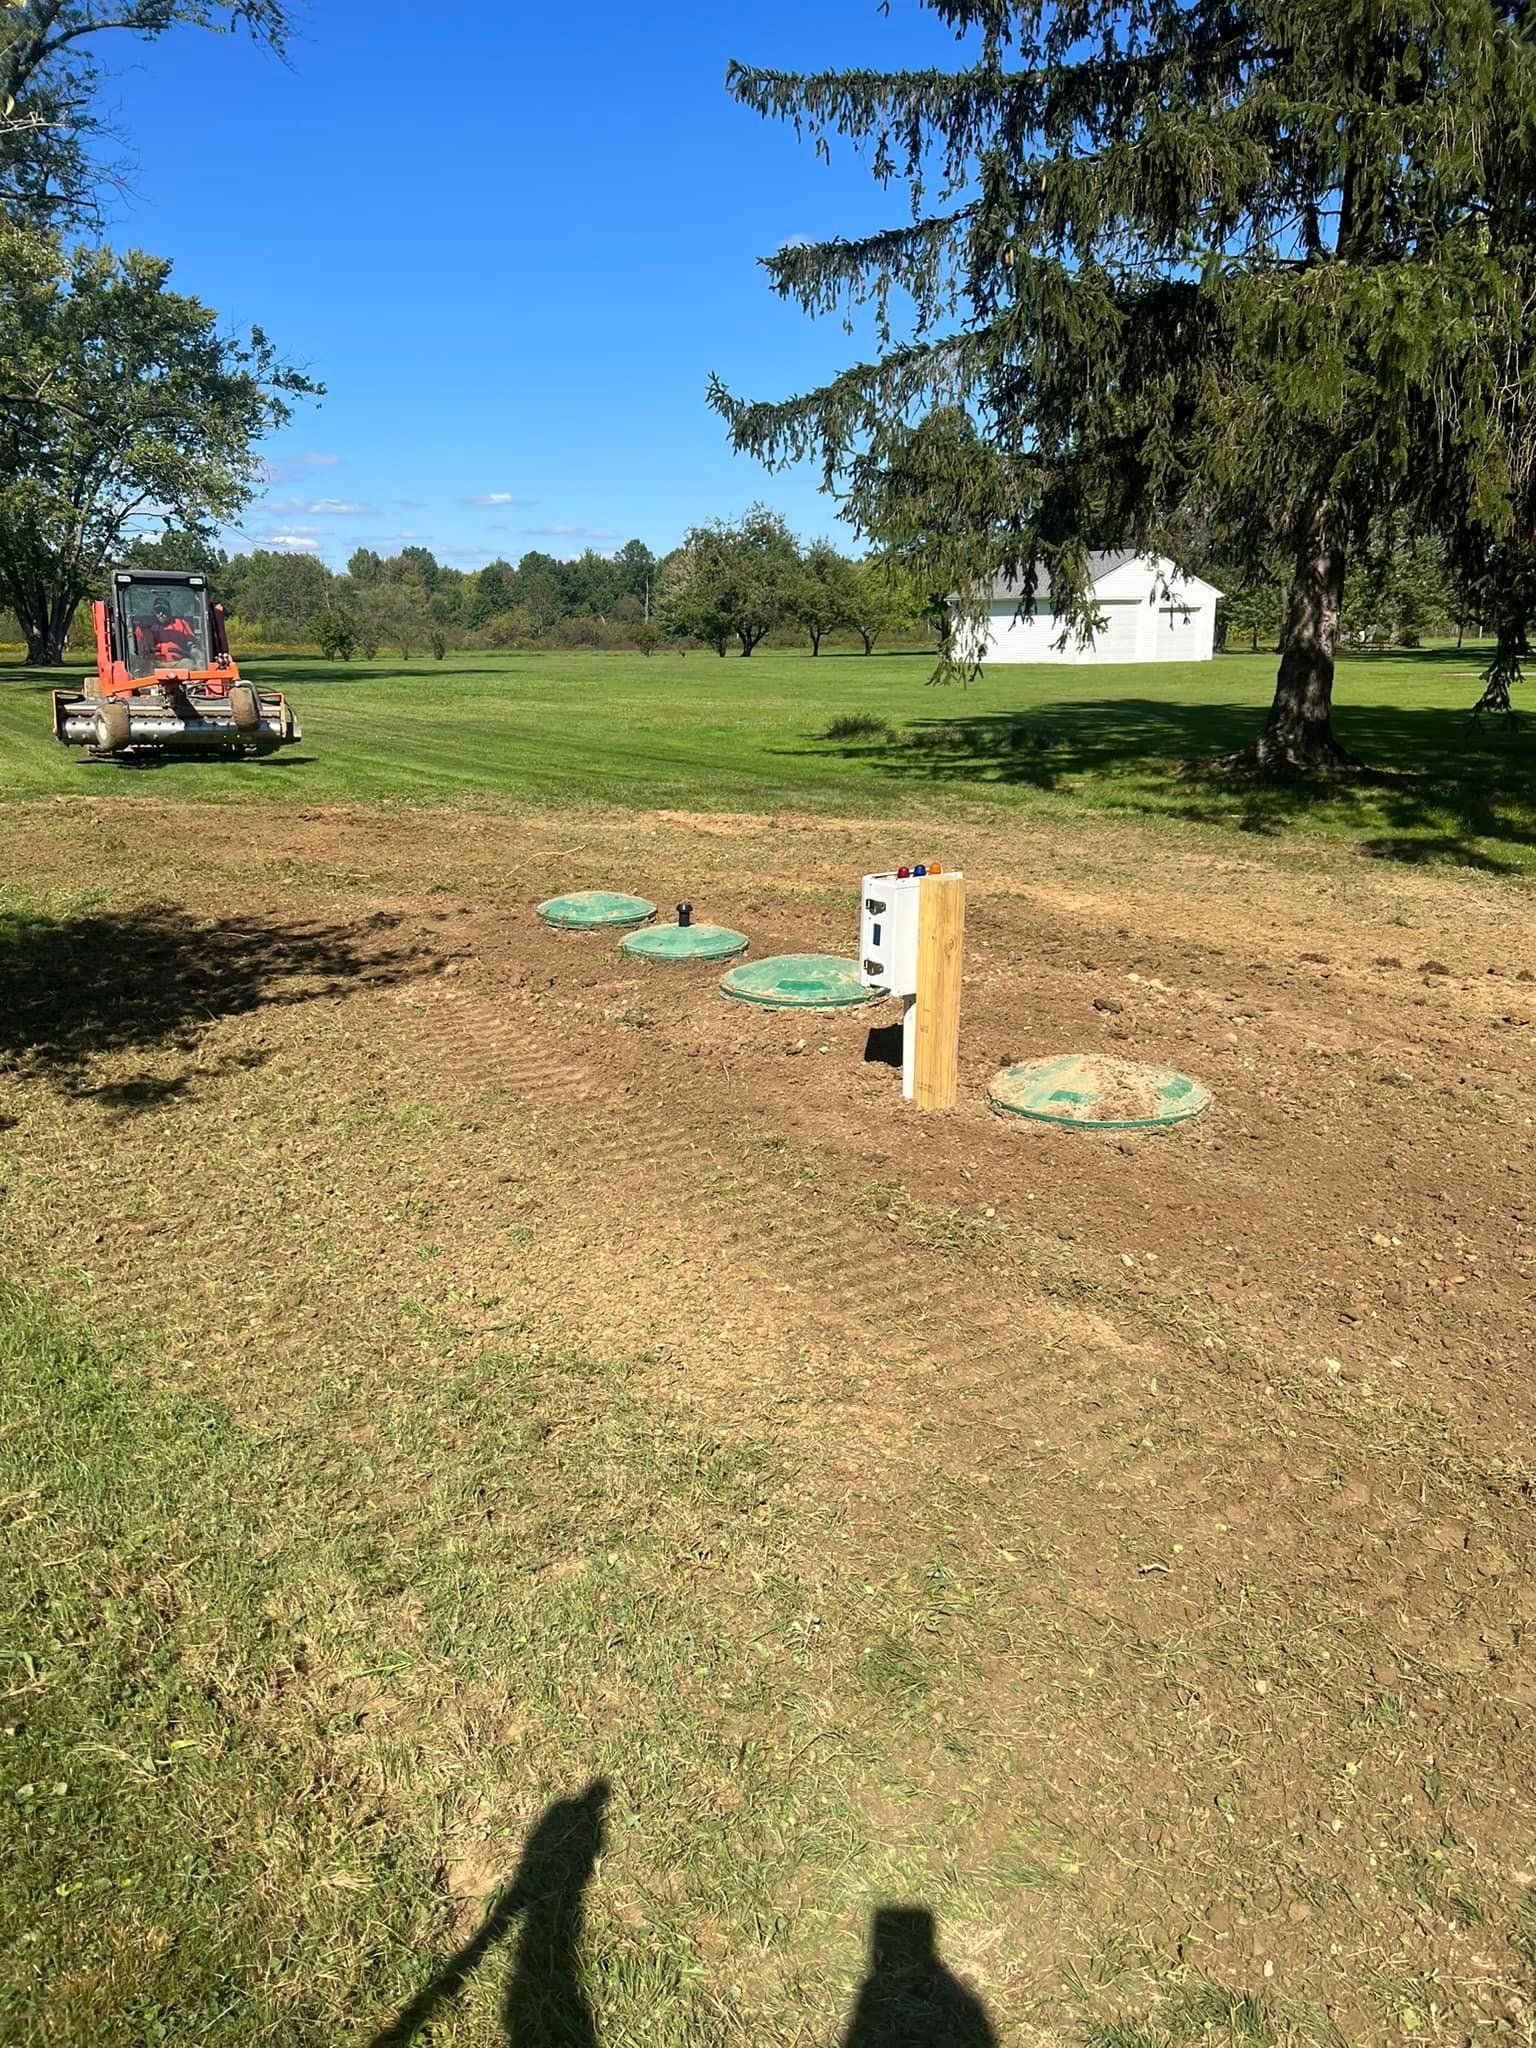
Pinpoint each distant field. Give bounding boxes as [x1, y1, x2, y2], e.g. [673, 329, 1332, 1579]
[2, 643, 1531, 871]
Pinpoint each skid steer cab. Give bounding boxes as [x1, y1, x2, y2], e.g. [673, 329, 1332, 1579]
[52, 569, 302, 758]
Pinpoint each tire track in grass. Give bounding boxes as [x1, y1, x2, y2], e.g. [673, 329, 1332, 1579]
[413, 974, 1536, 1676]
[409, 978, 1536, 2034]
[415, 981, 1175, 1542]
[417, 981, 1289, 1526]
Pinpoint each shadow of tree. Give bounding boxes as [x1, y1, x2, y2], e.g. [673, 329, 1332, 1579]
[0, 902, 438, 1108]
[796, 690, 1535, 870]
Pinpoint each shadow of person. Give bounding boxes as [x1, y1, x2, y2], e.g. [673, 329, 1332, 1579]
[500, 1780, 608, 2045]
[842, 1906, 998, 2048]
[368, 1779, 609, 2047]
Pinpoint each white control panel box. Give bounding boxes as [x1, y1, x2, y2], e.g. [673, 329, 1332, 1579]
[859, 871, 924, 996]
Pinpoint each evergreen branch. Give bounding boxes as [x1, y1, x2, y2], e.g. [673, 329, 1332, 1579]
[763, 210, 974, 327]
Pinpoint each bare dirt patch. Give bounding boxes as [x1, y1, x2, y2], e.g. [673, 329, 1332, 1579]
[3, 793, 1533, 2044]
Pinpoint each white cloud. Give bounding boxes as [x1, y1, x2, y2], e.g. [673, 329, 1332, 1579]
[466, 491, 534, 508]
[266, 496, 378, 517]
[522, 523, 621, 542]
[259, 532, 324, 553]
[261, 451, 343, 486]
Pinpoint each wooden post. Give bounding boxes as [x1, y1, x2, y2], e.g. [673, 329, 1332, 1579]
[913, 871, 965, 1111]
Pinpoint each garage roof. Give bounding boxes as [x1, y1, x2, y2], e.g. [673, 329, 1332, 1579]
[977, 551, 1141, 601]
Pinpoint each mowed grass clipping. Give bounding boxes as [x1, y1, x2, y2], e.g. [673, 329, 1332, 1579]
[2, 643, 1532, 870]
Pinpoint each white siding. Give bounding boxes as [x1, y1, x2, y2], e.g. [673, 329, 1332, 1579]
[980, 598, 1144, 664]
[1153, 599, 1207, 660]
[980, 603, 1057, 662]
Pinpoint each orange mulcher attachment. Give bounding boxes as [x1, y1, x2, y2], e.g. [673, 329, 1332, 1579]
[51, 567, 302, 757]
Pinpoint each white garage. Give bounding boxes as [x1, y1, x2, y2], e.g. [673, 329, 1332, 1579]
[958, 552, 1222, 665]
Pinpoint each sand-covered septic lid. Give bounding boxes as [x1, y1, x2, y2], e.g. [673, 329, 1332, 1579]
[536, 890, 656, 930]
[622, 921, 749, 963]
[719, 953, 883, 1009]
[987, 1053, 1211, 1130]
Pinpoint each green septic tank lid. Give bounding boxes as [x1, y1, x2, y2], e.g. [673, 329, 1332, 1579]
[622, 921, 749, 963]
[719, 952, 883, 1009]
[988, 1053, 1210, 1131]
[537, 890, 656, 930]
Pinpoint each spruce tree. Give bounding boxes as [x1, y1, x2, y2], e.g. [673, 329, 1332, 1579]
[714, 0, 1536, 771]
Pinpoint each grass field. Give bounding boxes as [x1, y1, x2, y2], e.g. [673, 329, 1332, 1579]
[1, 647, 1533, 2045]
[2, 641, 1533, 871]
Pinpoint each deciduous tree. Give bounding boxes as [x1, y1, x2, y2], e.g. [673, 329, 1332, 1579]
[468, 558, 516, 627]
[847, 558, 918, 656]
[312, 608, 356, 661]
[1219, 576, 1282, 654]
[660, 506, 799, 656]
[614, 537, 658, 617]
[224, 548, 331, 640]
[2, 0, 292, 231]
[793, 539, 858, 654]
[517, 558, 564, 639]
[0, 240, 315, 662]
[360, 579, 429, 660]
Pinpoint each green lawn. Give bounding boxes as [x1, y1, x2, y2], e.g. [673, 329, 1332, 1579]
[3, 643, 1532, 871]
[0, 1287, 846, 2044]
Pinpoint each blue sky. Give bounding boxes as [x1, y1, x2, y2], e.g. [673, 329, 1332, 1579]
[105, 0, 967, 569]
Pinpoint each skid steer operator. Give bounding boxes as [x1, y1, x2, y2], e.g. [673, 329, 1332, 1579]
[135, 598, 199, 665]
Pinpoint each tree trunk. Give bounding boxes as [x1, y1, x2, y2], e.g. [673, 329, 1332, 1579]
[809, 628, 821, 655]
[1233, 510, 1353, 772]
[860, 630, 874, 654]
[24, 623, 63, 665]
[17, 584, 79, 666]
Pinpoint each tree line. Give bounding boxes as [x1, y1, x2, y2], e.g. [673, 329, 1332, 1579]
[1205, 535, 1476, 656]
[6, 501, 1481, 663]
[80, 508, 935, 660]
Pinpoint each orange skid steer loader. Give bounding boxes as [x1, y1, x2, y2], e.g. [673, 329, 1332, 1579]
[52, 568, 302, 758]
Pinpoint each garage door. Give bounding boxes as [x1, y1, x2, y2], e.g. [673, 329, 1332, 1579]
[1079, 600, 1141, 662]
[1154, 601, 1203, 660]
